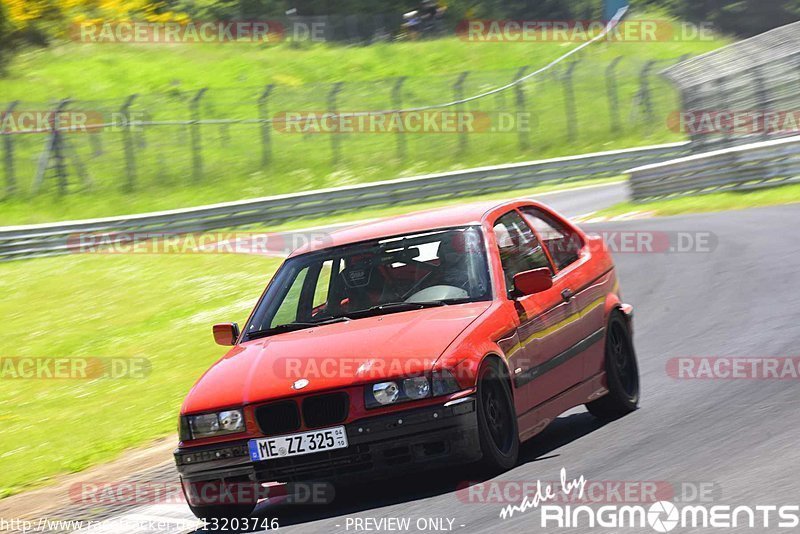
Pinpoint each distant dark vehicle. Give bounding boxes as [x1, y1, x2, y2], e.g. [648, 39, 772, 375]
[398, 1, 447, 40]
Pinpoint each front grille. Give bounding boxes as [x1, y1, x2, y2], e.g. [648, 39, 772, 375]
[302, 392, 349, 428]
[255, 400, 301, 436]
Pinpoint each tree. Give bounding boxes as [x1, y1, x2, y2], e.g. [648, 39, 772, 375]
[650, 0, 800, 37]
[0, 0, 12, 74]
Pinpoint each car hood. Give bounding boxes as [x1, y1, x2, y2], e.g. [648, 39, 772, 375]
[182, 302, 491, 413]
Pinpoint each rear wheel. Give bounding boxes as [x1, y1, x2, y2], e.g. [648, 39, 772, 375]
[586, 311, 640, 419]
[476, 360, 519, 472]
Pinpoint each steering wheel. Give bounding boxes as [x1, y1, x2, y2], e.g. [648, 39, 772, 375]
[405, 285, 469, 303]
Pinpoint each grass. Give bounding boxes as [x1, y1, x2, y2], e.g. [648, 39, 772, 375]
[596, 182, 800, 218]
[0, 25, 722, 100]
[0, 253, 283, 497]
[0, 14, 728, 225]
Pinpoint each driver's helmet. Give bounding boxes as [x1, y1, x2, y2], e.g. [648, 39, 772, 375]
[438, 230, 467, 268]
[437, 230, 482, 291]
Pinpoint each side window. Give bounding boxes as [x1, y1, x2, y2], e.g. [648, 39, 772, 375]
[270, 266, 309, 327]
[520, 208, 583, 270]
[272, 260, 337, 324]
[493, 211, 552, 295]
[312, 260, 334, 310]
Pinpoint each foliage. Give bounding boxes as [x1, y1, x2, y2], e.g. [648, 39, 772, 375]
[0, 0, 11, 72]
[0, 0, 186, 45]
[632, 0, 800, 36]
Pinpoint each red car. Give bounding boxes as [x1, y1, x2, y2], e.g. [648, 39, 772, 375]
[175, 199, 639, 519]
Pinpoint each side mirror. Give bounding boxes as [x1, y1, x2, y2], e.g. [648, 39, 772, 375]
[212, 323, 240, 346]
[513, 268, 553, 296]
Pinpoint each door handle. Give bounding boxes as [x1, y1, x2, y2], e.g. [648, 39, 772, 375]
[561, 288, 574, 302]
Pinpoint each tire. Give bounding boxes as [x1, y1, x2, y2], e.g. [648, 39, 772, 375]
[188, 502, 255, 521]
[476, 360, 519, 472]
[586, 310, 640, 419]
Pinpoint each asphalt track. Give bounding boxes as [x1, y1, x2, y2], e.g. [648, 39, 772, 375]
[247, 181, 629, 257]
[53, 184, 800, 534]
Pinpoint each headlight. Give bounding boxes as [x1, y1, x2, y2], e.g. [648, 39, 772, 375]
[184, 409, 245, 439]
[403, 376, 430, 399]
[365, 371, 459, 408]
[219, 410, 244, 431]
[372, 381, 400, 405]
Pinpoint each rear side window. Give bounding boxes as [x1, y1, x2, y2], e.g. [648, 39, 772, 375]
[520, 207, 583, 270]
[493, 211, 552, 295]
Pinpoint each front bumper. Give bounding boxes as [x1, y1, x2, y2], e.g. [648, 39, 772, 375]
[175, 396, 480, 487]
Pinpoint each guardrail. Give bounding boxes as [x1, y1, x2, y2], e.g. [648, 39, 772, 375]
[628, 135, 800, 200]
[0, 142, 688, 261]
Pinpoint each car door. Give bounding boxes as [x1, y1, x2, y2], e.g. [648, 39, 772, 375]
[492, 210, 583, 412]
[520, 206, 609, 381]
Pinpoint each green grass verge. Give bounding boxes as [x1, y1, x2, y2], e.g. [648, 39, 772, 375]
[596, 182, 800, 218]
[0, 253, 282, 498]
[0, 25, 723, 100]
[0, 15, 727, 225]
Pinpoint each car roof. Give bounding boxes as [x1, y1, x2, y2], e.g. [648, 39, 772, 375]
[289, 199, 532, 257]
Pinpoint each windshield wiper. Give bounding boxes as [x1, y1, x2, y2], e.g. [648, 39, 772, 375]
[347, 300, 447, 318]
[247, 299, 475, 340]
[246, 317, 349, 340]
[432, 297, 475, 305]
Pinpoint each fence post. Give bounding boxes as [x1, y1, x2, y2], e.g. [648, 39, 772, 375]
[120, 94, 138, 192]
[33, 99, 71, 195]
[562, 61, 578, 143]
[190, 88, 207, 181]
[513, 67, 529, 150]
[638, 60, 657, 129]
[606, 56, 623, 133]
[328, 82, 343, 166]
[258, 84, 275, 166]
[2, 101, 19, 197]
[392, 77, 406, 161]
[53, 100, 70, 195]
[453, 72, 469, 156]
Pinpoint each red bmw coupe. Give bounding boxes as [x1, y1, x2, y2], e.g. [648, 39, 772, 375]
[175, 199, 639, 518]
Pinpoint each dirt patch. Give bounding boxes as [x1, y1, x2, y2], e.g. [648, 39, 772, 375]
[0, 435, 177, 520]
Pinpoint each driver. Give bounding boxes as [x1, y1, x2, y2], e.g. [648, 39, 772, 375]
[432, 231, 472, 290]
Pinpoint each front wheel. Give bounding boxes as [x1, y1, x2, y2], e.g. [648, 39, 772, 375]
[476, 360, 519, 472]
[586, 311, 640, 419]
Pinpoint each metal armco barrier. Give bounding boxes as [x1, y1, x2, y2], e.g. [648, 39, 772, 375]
[628, 135, 800, 200]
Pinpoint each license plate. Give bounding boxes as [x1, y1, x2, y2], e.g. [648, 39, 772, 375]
[248, 426, 348, 461]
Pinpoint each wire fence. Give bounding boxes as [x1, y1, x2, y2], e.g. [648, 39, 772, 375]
[0, 54, 686, 200]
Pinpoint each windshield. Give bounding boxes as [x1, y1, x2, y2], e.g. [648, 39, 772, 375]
[244, 226, 491, 339]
